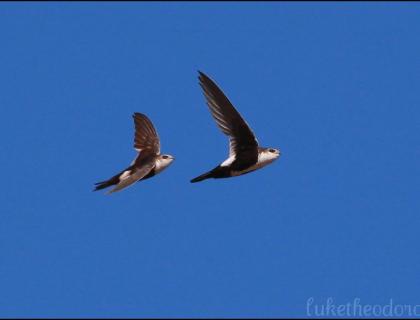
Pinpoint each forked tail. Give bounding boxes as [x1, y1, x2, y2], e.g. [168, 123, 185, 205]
[93, 170, 125, 191]
[93, 177, 118, 191]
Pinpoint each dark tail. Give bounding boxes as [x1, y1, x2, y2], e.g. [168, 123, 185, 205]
[190, 171, 214, 183]
[93, 179, 116, 191]
[93, 170, 126, 191]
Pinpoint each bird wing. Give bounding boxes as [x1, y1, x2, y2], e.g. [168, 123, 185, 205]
[198, 71, 258, 157]
[133, 112, 160, 155]
[107, 158, 156, 194]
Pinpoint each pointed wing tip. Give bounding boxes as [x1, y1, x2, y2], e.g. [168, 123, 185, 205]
[198, 71, 213, 91]
[133, 112, 145, 119]
[198, 70, 209, 82]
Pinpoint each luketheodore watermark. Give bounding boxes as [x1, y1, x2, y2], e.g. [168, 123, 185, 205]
[306, 297, 420, 317]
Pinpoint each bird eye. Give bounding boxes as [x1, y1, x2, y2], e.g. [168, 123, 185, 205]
[162, 155, 169, 159]
[269, 149, 276, 153]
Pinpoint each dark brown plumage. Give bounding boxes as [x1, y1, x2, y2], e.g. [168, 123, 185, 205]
[191, 71, 280, 183]
[94, 113, 174, 193]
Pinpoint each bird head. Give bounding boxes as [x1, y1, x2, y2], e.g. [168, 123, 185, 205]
[159, 154, 175, 167]
[262, 148, 282, 161]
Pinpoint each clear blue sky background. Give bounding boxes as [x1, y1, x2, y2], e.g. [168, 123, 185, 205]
[0, 3, 419, 318]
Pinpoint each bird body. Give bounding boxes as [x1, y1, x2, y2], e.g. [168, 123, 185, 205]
[94, 113, 174, 194]
[191, 147, 279, 183]
[191, 71, 280, 183]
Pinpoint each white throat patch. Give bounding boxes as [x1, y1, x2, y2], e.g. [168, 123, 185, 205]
[155, 157, 173, 174]
[258, 151, 279, 164]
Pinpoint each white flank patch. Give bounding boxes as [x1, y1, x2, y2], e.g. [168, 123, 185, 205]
[221, 156, 235, 167]
[119, 170, 131, 181]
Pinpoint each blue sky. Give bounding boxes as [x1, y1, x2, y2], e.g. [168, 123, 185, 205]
[0, 3, 419, 318]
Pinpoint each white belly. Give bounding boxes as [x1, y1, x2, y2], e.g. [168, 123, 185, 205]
[231, 153, 277, 176]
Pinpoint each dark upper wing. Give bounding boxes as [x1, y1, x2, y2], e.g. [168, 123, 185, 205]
[198, 71, 258, 157]
[133, 112, 160, 155]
